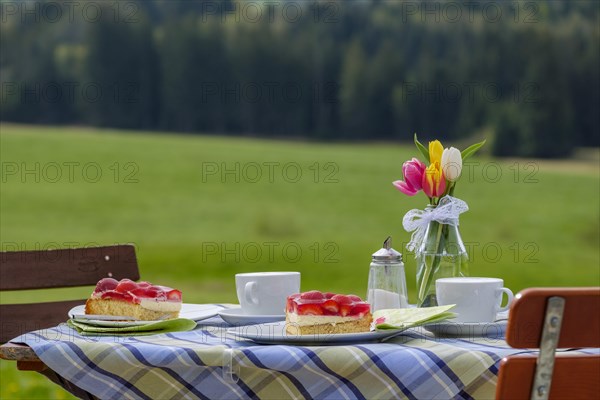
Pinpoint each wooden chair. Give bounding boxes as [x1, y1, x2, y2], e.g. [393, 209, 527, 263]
[496, 287, 600, 400]
[0, 245, 139, 399]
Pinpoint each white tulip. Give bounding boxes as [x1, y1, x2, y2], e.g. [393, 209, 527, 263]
[441, 147, 462, 182]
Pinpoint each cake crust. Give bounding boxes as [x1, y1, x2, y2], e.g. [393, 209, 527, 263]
[285, 314, 372, 335]
[85, 298, 179, 321]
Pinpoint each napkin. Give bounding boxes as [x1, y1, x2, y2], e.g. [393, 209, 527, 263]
[373, 305, 456, 330]
[67, 318, 197, 336]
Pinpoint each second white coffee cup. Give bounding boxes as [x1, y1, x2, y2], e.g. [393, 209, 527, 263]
[436, 277, 514, 323]
[235, 272, 300, 315]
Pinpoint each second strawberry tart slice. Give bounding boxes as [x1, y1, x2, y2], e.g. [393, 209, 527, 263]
[285, 290, 372, 335]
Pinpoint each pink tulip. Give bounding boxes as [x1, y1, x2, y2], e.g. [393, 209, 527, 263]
[393, 180, 419, 196]
[393, 158, 426, 196]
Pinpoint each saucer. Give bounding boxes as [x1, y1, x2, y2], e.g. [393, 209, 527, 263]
[423, 310, 509, 337]
[218, 308, 285, 325]
[423, 320, 507, 338]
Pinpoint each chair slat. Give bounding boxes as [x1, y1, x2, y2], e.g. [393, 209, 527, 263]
[505, 287, 600, 349]
[0, 300, 85, 343]
[496, 355, 600, 400]
[0, 245, 139, 290]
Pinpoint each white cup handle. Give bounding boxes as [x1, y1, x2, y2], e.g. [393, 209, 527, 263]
[497, 287, 514, 313]
[245, 281, 259, 305]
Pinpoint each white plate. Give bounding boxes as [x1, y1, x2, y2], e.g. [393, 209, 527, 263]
[227, 321, 406, 345]
[218, 308, 285, 325]
[68, 303, 222, 326]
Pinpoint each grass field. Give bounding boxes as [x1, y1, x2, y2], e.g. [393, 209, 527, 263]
[1, 123, 599, 398]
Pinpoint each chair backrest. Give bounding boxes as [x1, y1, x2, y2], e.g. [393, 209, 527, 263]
[496, 287, 600, 400]
[0, 245, 139, 343]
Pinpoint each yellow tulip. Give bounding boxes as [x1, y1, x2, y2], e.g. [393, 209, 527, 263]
[429, 140, 443, 164]
[422, 161, 446, 198]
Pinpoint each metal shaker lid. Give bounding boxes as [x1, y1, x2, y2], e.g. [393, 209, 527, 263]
[372, 236, 402, 262]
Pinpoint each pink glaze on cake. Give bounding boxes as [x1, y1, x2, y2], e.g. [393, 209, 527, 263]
[92, 278, 182, 304]
[286, 290, 370, 317]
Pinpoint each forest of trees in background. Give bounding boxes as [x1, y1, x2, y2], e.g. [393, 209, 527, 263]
[1, 0, 598, 157]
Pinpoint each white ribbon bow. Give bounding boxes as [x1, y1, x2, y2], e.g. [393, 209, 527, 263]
[402, 196, 469, 252]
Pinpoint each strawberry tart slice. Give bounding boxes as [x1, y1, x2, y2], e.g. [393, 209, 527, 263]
[285, 291, 372, 335]
[85, 278, 182, 320]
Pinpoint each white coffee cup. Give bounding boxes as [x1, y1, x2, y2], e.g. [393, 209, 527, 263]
[235, 272, 300, 315]
[436, 277, 514, 323]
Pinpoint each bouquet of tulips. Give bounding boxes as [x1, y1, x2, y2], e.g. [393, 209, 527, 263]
[393, 134, 485, 205]
[393, 134, 485, 306]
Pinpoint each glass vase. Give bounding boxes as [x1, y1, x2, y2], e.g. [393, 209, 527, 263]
[415, 209, 469, 307]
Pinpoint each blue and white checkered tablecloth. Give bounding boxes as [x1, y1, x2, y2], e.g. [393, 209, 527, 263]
[11, 305, 599, 400]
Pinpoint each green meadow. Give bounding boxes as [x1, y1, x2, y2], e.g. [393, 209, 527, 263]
[1, 123, 598, 398]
